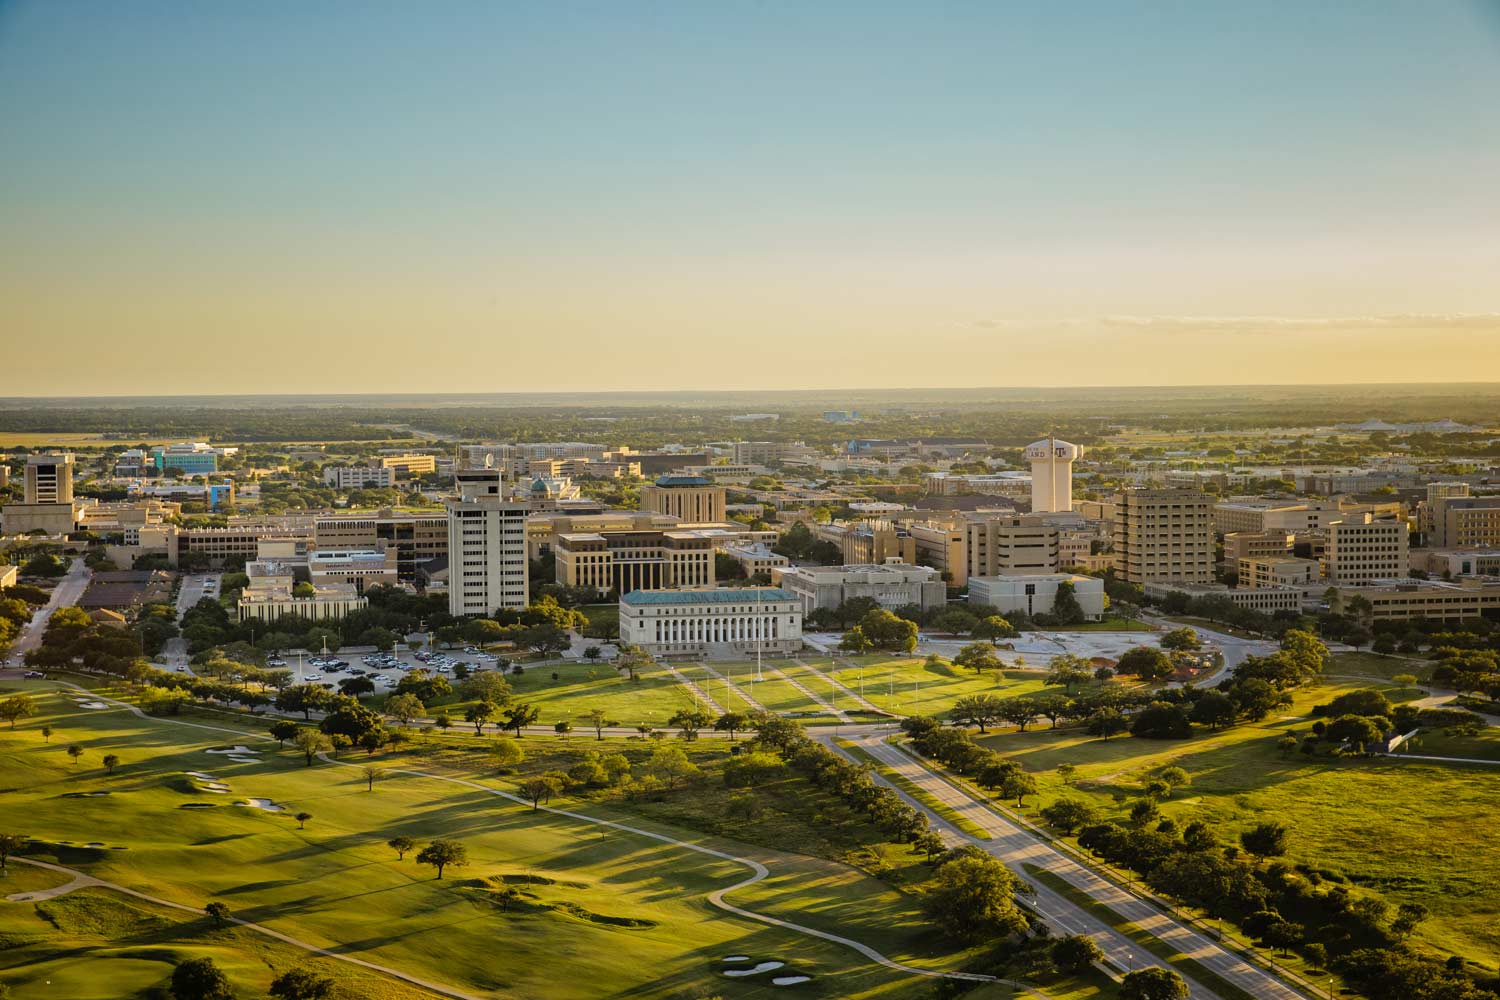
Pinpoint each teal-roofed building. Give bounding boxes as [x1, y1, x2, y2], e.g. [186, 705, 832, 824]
[619, 587, 801, 658]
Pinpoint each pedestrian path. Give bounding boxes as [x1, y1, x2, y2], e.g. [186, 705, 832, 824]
[769, 664, 850, 722]
[695, 662, 766, 712]
[659, 662, 726, 715]
[790, 658, 887, 715]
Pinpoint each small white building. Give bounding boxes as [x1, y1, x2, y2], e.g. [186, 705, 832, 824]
[323, 465, 396, 490]
[777, 563, 947, 613]
[619, 587, 802, 658]
[968, 573, 1106, 620]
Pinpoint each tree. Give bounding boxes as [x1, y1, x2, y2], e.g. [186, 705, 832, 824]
[0, 694, 36, 729]
[648, 745, 700, 790]
[1001, 771, 1038, 806]
[1120, 967, 1188, 1000]
[1130, 702, 1191, 739]
[294, 811, 312, 829]
[1156, 766, 1189, 792]
[1087, 707, 1128, 740]
[1052, 934, 1105, 974]
[293, 728, 332, 766]
[553, 720, 572, 736]
[459, 671, 513, 706]
[1327, 714, 1385, 753]
[519, 623, 570, 657]
[362, 766, 382, 792]
[385, 693, 424, 728]
[1240, 821, 1290, 858]
[268, 967, 335, 1000]
[1040, 798, 1096, 833]
[465, 700, 500, 735]
[614, 644, 653, 682]
[922, 851, 1030, 943]
[40, 725, 52, 743]
[0, 832, 27, 874]
[102, 753, 120, 775]
[1117, 646, 1173, 681]
[268, 720, 300, 746]
[838, 626, 872, 654]
[388, 835, 417, 860]
[1262, 919, 1303, 957]
[519, 775, 563, 810]
[205, 901, 231, 928]
[972, 615, 1019, 641]
[276, 684, 331, 720]
[1189, 691, 1237, 730]
[951, 694, 1006, 733]
[668, 707, 713, 741]
[493, 736, 525, 769]
[66, 744, 83, 765]
[171, 957, 234, 1000]
[415, 839, 468, 879]
[586, 708, 614, 740]
[996, 696, 1040, 732]
[1160, 627, 1201, 652]
[713, 711, 747, 740]
[954, 643, 1003, 674]
[502, 703, 541, 737]
[1045, 654, 1094, 689]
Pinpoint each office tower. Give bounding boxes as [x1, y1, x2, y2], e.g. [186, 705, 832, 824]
[446, 467, 529, 616]
[25, 453, 74, 504]
[1114, 488, 1214, 585]
[1325, 514, 1409, 585]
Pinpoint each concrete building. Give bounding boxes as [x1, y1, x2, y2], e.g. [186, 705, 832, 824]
[1114, 488, 1215, 585]
[151, 443, 221, 475]
[1024, 437, 1082, 513]
[1411, 548, 1500, 579]
[641, 475, 726, 522]
[308, 544, 399, 592]
[322, 465, 396, 490]
[237, 551, 367, 623]
[379, 453, 437, 477]
[2, 454, 83, 535]
[718, 542, 788, 580]
[1223, 531, 1294, 564]
[446, 468, 529, 616]
[778, 563, 947, 614]
[967, 515, 1060, 578]
[1144, 580, 1304, 614]
[314, 511, 448, 580]
[619, 587, 802, 658]
[732, 441, 812, 466]
[1324, 514, 1409, 585]
[923, 471, 1031, 498]
[1213, 498, 1404, 536]
[908, 522, 967, 587]
[968, 573, 1106, 621]
[25, 454, 74, 504]
[1427, 495, 1500, 549]
[1238, 556, 1320, 589]
[1329, 577, 1500, 623]
[554, 529, 716, 597]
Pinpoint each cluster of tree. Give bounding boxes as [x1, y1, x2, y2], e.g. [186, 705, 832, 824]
[837, 608, 918, 653]
[771, 522, 842, 565]
[0, 586, 46, 651]
[901, 718, 1040, 805]
[23, 607, 146, 674]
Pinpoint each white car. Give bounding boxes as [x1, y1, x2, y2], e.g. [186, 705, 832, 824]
[305, 673, 322, 681]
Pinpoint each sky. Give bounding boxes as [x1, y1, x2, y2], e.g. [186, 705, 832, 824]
[3, 1, 1500, 395]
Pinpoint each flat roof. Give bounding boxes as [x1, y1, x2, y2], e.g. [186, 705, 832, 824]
[621, 588, 794, 606]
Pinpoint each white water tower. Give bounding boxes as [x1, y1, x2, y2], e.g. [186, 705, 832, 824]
[1023, 437, 1082, 513]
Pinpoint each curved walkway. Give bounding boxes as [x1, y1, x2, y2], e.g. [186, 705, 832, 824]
[7, 856, 488, 1000]
[29, 680, 1030, 995]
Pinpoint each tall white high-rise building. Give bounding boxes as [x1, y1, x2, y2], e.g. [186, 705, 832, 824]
[1023, 437, 1081, 513]
[446, 468, 529, 616]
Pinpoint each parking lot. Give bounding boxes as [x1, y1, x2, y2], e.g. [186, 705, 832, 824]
[269, 644, 506, 693]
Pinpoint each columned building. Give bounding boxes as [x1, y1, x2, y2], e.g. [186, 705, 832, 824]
[619, 587, 802, 657]
[555, 529, 715, 597]
[640, 475, 726, 522]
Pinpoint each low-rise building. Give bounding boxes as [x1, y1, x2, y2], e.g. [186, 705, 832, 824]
[619, 587, 802, 657]
[308, 545, 399, 592]
[1238, 556, 1320, 589]
[968, 514, 1060, 578]
[322, 465, 396, 489]
[1329, 577, 1500, 623]
[718, 542, 788, 580]
[1144, 580, 1304, 614]
[555, 528, 716, 597]
[777, 563, 946, 614]
[967, 573, 1106, 621]
[378, 453, 437, 477]
[1222, 531, 1294, 564]
[1411, 548, 1500, 578]
[907, 522, 967, 587]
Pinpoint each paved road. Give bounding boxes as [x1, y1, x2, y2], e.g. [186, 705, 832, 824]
[6, 558, 91, 663]
[828, 728, 1308, 1000]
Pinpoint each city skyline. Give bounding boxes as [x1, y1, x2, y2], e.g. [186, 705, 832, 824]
[4, 1, 1500, 394]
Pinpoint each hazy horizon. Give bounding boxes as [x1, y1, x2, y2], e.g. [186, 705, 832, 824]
[4, 1, 1500, 394]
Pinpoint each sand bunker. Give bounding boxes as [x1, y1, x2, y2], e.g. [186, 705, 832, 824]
[185, 772, 215, 780]
[724, 962, 784, 977]
[206, 746, 260, 755]
[772, 976, 811, 986]
[237, 798, 285, 812]
[74, 701, 110, 709]
[84, 842, 104, 848]
[227, 757, 258, 764]
[723, 956, 750, 962]
[201, 782, 230, 791]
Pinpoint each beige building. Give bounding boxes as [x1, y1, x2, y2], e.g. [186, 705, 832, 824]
[378, 453, 437, 476]
[719, 542, 789, 580]
[0, 564, 17, 590]
[968, 515, 1060, 578]
[1213, 498, 1404, 536]
[908, 522, 967, 586]
[1331, 577, 1500, 623]
[314, 511, 448, 580]
[308, 544, 399, 592]
[2, 453, 84, 535]
[1145, 580, 1304, 614]
[323, 465, 396, 489]
[25, 453, 74, 504]
[641, 475, 726, 522]
[1411, 548, 1500, 579]
[1114, 488, 1215, 585]
[619, 587, 803, 658]
[555, 529, 715, 596]
[968, 573, 1107, 621]
[1426, 495, 1500, 549]
[778, 563, 947, 613]
[446, 469, 529, 616]
[1323, 514, 1409, 585]
[819, 519, 917, 566]
[1238, 556, 1320, 589]
[1223, 531, 1294, 564]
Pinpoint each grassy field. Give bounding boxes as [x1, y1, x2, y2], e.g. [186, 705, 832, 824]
[1327, 651, 1431, 683]
[0, 681, 1001, 1000]
[823, 656, 1055, 717]
[972, 677, 1500, 971]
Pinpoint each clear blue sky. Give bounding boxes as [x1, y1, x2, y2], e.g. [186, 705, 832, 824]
[3, 1, 1499, 393]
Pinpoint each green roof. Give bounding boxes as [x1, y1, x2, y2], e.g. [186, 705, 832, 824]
[621, 588, 794, 606]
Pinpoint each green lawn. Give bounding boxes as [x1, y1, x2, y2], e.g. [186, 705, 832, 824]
[0, 681, 992, 1000]
[1046, 616, 1153, 633]
[972, 678, 1500, 972]
[1402, 728, 1500, 762]
[1327, 651, 1430, 683]
[823, 656, 1057, 718]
